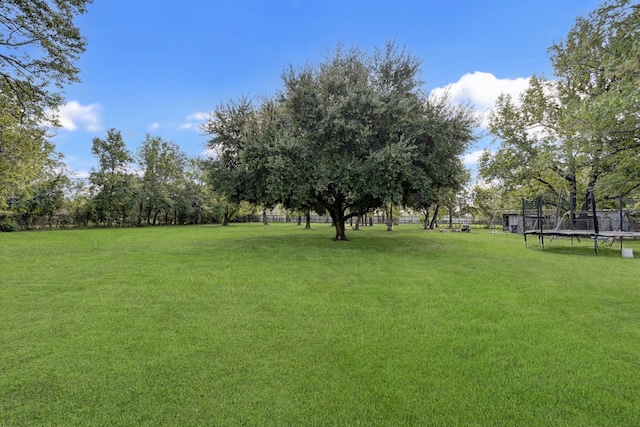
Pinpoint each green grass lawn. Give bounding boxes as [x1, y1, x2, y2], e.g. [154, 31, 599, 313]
[1, 223, 639, 426]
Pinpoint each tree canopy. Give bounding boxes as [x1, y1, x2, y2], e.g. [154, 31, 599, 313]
[204, 43, 477, 240]
[481, 0, 640, 212]
[0, 0, 92, 120]
[1, 0, 92, 209]
[0, 83, 54, 208]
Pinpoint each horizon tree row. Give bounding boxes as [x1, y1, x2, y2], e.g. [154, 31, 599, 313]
[1, 130, 226, 229]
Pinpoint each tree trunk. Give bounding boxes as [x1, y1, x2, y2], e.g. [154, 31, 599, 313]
[305, 211, 311, 229]
[297, 215, 301, 226]
[334, 217, 347, 240]
[328, 207, 348, 241]
[386, 204, 393, 231]
[422, 208, 429, 229]
[262, 210, 268, 225]
[354, 214, 361, 230]
[429, 204, 439, 229]
[137, 200, 144, 225]
[222, 205, 229, 226]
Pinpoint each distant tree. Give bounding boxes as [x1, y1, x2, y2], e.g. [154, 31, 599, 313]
[22, 172, 68, 229]
[136, 135, 187, 225]
[469, 183, 506, 219]
[202, 97, 260, 226]
[173, 157, 210, 225]
[89, 129, 134, 225]
[65, 176, 93, 227]
[0, 0, 92, 120]
[405, 93, 477, 229]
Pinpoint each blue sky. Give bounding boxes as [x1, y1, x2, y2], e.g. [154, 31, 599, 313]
[52, 0, 603, 180]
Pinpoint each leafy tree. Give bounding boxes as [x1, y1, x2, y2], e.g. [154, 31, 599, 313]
[136, 135, 187, 225]
[205, 43, 477, 240]
[550, 0, 640, 199]
[173, 157, 210, 225]
[481, 0, 640, 214]
[278, 44, 475, 240]
[0, 0, 92, 120]
[0, 82, 55, 208]
[406, 93, 477, 229]
[22, 171, 68, 228]
[65, 176, 93, 227]
[469, 183, 509, 219]
[202, 97, 260, 225]
[89, 129, 134, 225]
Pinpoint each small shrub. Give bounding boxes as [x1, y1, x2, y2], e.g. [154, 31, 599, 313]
[0, 221, 19, 232]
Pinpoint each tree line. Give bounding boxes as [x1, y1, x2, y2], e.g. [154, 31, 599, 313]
[1, 129, 226, 230]
[2, 0, 638, 234]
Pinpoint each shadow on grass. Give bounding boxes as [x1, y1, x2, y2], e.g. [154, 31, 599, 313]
[530, 243, 633, 258]
[195, 224, 450, 260]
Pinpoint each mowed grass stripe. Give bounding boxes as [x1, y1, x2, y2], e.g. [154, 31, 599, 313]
[1, 224, 639, 426]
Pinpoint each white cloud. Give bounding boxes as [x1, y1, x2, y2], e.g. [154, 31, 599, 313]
[462, 149, 486, 166]
[187, 112, 208, 121]
[202, 147, 217, 159]
[430, 72, 530, 127]
[73, 170, 91, 180]
[149, 122, 160, 131]
[57, 101, 102, 131]
[180, 111, 209, 130]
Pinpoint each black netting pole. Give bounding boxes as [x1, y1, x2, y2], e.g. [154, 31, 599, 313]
[619, 194, 623, 232]
[591, 191, 599, 255]
[538, 196, 544, 249]
[522, 198, 527, 248]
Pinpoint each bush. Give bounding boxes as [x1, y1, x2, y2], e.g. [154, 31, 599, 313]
[0, 221, 19, 232]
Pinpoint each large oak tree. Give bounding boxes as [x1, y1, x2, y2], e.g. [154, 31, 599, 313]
[205, 43, 477, 240]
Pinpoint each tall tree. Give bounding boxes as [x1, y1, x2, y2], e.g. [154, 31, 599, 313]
[0, 83, 55, 208]
[202, 97, 259, 225]
[278, 43, 447, 240]
[205, 43, 477, 240]
[1, 1, 91, 207]
[89, 129, 134, 225]
[406, 92, 477, 229]
[0, 0, 92, 120]
[481, 0, 640, 213]
[136, 135, 187, 225]
[173, 158, 209, 225]
[550, 0, 640, 199]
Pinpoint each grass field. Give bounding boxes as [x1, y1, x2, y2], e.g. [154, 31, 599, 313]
[1, 223, 639, 426]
